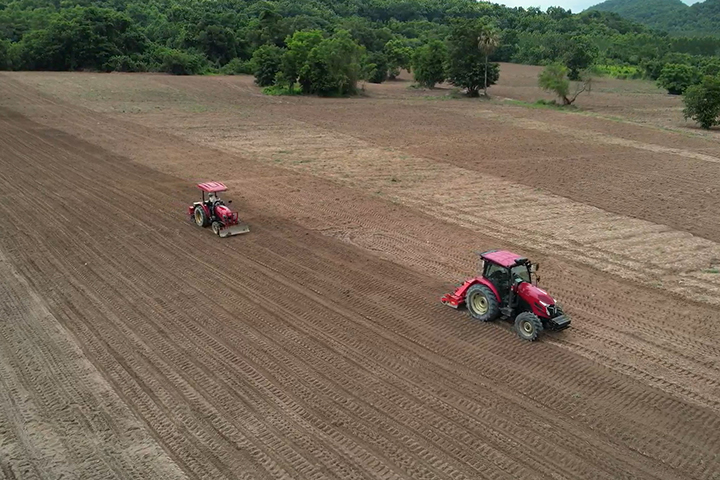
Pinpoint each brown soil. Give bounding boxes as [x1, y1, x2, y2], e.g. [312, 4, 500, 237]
[1, 65, 719, 480]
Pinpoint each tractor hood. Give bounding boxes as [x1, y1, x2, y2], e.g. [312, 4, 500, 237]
[214, 205, 234, 218]
[517, 282, 557, 317]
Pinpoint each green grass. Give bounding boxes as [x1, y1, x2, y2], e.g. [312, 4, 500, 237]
[504, 99, 578, 111]
[703, 268, 720, 274]
[591, 64, 644, 80]
[262, 85, 302, 96]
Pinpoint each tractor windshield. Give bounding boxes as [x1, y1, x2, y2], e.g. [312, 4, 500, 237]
[510, 265, 531, 283]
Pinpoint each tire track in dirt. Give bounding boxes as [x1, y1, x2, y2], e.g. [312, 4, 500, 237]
[2, 75, 719, 432]
[0, 248, 187, 479]
[1, 110, 720, 479]
[150, 112, 720, 307]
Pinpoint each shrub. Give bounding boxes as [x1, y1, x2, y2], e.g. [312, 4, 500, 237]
[657, 63, 701, 95]
[156, 48, 207, 75]
[538, 63, 591, 105]
[220, 58, 253, 75]
[298, 30, 363, 96]
[412, 40, 446, 89]
[104, 54, 147, 72]
[363, 51, 389, 83]
[252, 44, 284, 87]
[683, 75, 720, 129]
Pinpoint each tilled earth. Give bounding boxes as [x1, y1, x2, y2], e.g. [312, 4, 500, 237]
[1, 66, 719, 480]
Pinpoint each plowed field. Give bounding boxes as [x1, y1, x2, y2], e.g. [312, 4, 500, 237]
[1, 65, 719, 480]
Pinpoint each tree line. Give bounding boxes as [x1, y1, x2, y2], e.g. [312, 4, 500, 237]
[1, 0, 720, 77]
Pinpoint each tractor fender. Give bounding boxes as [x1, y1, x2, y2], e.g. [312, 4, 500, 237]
[457, 277, 501, 302]
[189, 202, 211, 218]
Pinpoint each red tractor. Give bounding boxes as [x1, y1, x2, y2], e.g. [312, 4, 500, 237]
[441, 250, 570, 341]
[188, 182, 249, 237]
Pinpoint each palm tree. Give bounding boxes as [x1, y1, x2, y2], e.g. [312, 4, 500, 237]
[478, 27, 500, 97]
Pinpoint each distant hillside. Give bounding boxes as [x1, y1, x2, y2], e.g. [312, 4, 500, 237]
[587, 0, 720, 36]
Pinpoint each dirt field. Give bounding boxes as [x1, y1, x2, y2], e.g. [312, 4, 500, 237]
[1, 64, 719, 480]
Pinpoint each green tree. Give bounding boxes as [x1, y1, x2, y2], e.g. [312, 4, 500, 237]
[252, 44, 284, 87]
[446, 19, 500, 97]
[280, 30, 323, 87]
[657, 63, 700, 95]
[298, 30, 363, 96]
[384, 38, 412, 79]
[0, 39, 8, 70]
[683, 75, 720, 129]
[412, 39, 446, 89]
[563, 37, 598, 81]
[363, 51, 388, 83]
[538, 63, 592, 105]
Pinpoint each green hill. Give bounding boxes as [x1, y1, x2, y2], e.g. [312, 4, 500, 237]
[587, 0, 720, 36]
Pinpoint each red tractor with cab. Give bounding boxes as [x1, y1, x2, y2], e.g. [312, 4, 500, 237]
[188, 182, 249, 237]
[441, 250, 570, 341]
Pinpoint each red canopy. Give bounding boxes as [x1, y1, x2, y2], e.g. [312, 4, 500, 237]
[197, 182, 227, 193]
[481, 250, 525, 268]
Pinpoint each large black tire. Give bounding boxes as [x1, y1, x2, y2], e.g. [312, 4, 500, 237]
[515, 312, 543, 342]
[194, 206, 209, 227]
[465, 284, 500, 322]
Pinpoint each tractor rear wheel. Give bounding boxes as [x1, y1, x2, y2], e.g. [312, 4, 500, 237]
[211, 221, 222, 236]
[194, 206, 209, 227]
[465, 284, 500, 322]
[515, 312, 543, 341]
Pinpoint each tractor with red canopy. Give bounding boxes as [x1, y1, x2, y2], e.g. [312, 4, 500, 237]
[441, 250, 570, 341]
[188, 182, 249, 237]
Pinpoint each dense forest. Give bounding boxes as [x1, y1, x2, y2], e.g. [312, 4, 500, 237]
[588, 0, 720, 37]
[1, 0, 719, 88]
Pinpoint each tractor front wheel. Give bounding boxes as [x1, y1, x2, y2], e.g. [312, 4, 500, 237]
[465, 284, 500, 322]
[211, 221, 222, 236]
[194, 206, 209, 228]
[515, 312, 543, 342]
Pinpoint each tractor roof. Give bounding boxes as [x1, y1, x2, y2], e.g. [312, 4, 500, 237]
[480, 250, 528, 268]
[197, 181, 227, 193]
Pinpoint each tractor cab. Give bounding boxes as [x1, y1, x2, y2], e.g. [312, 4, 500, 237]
[479, 251, 537, 306]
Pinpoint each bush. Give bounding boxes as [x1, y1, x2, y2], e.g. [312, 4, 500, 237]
[0, 40, 8, 70]
[593, 64, 643, 80]
[363, 51, 389, 83]
[298, 30, 363, 96]
[252, 44, 284, 87]
[262, 85, 301, 96]
[157, 48, 207, 75]
[538, 63, 591, 105]
[220, 58, 253, 75]
[412, 39, 446, 89]
[104, 55, 147, 72]
[657, 64, 701, 95]
[683, 75, 720, 129]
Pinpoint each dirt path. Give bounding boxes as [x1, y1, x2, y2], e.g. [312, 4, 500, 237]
[1, 71, 720, 479]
